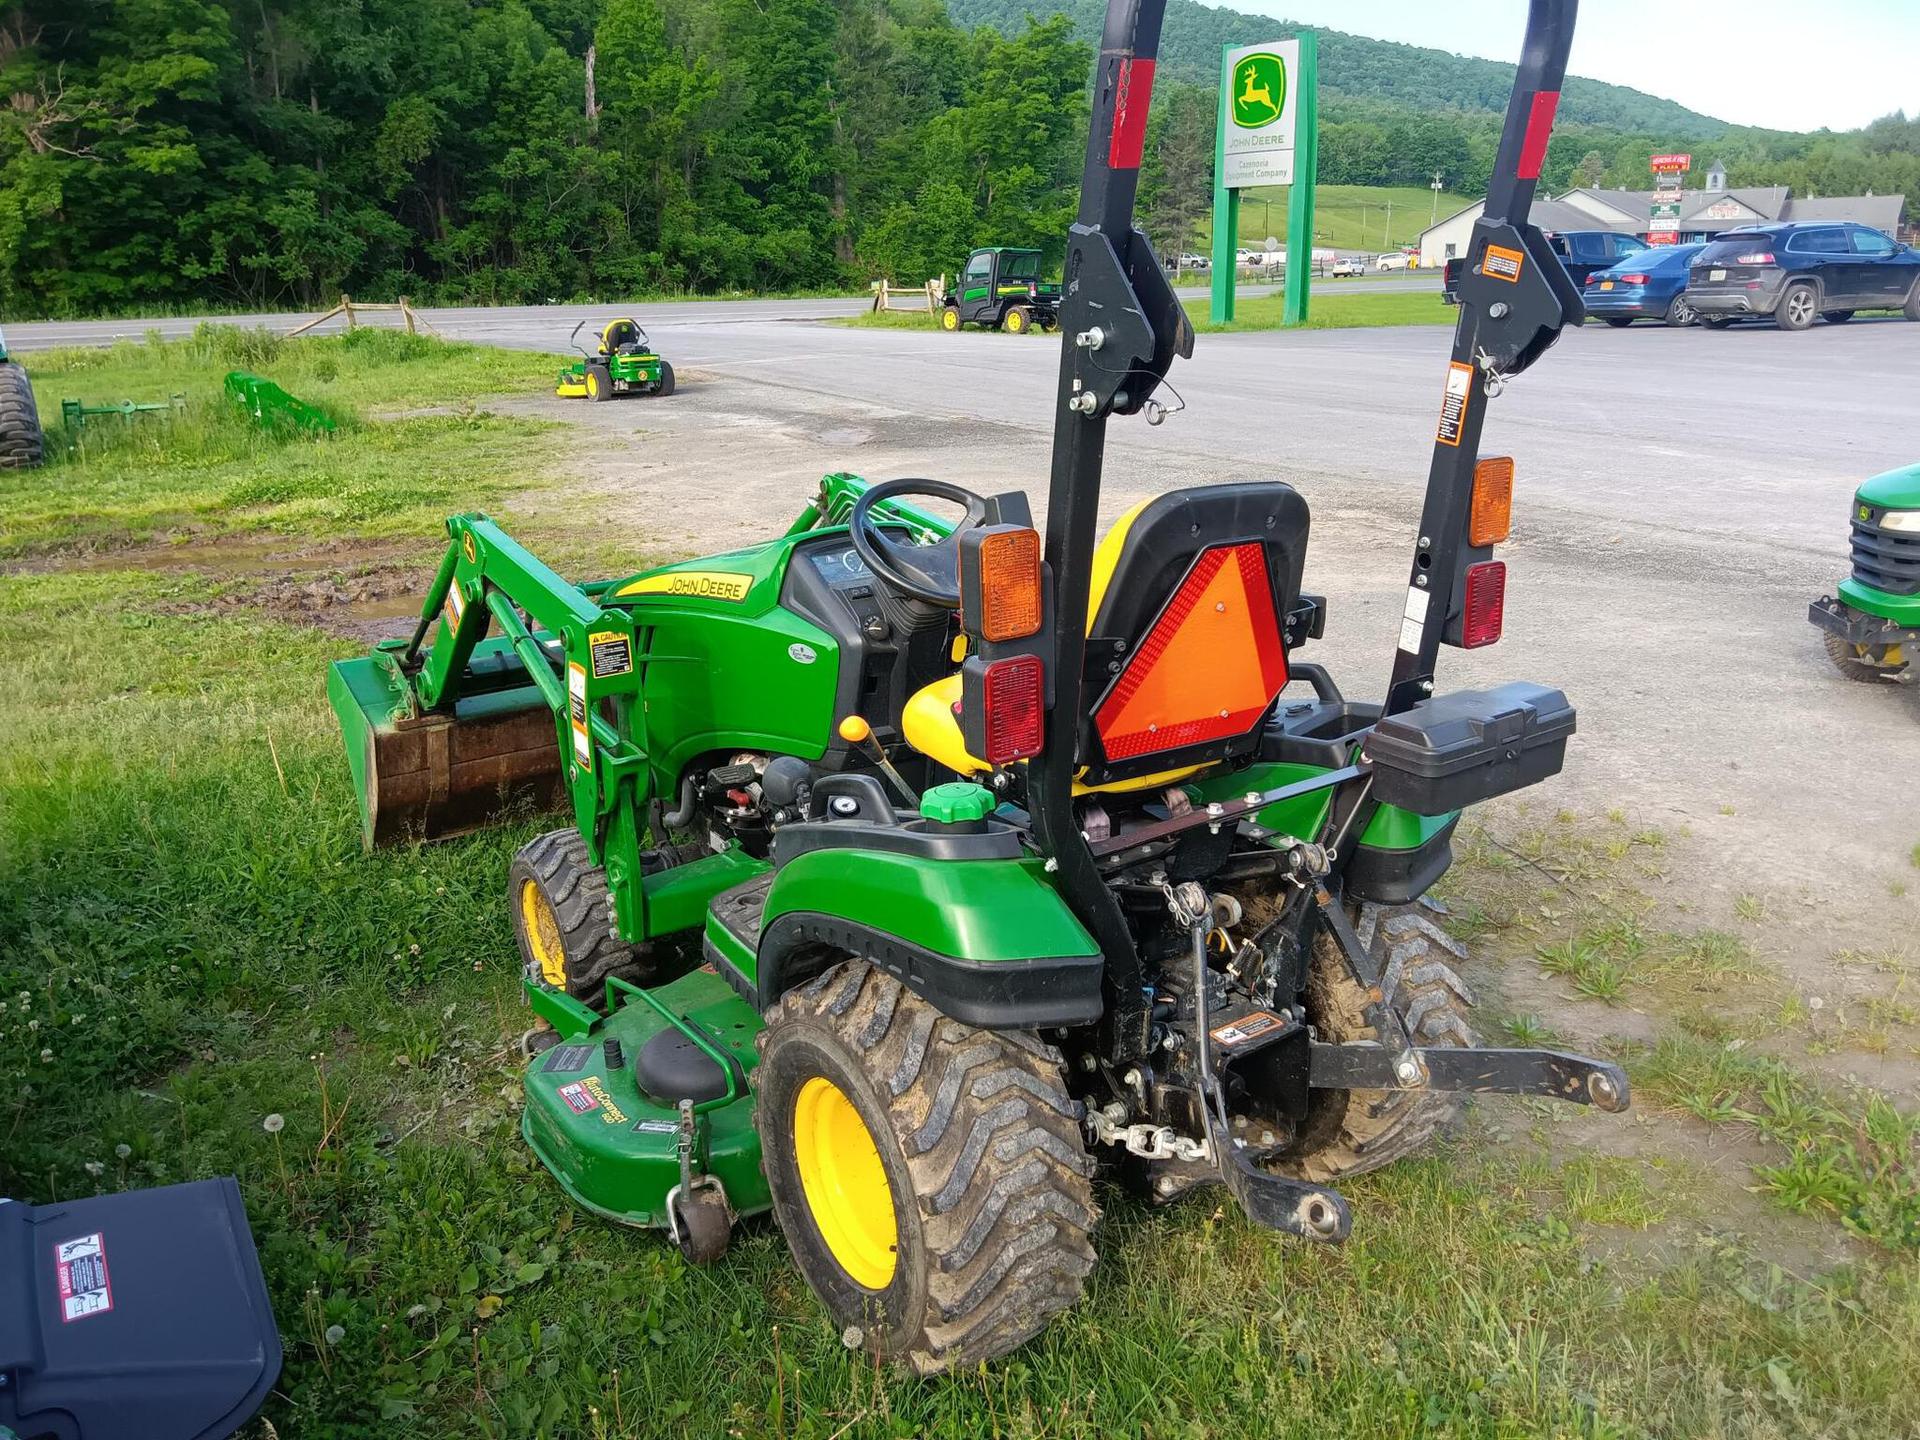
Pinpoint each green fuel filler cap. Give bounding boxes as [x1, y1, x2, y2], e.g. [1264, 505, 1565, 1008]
[920, 782, 995, 826]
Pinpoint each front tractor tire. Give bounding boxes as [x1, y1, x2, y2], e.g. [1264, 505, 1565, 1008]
[1822, 630, 1907, 683]
[508, 829, 653, 1003]
[939, 305, 961, 333]
[756, 961, 1097, 1375]
[1276, 902, 1479, 1183]
[585, 363, 614, 401]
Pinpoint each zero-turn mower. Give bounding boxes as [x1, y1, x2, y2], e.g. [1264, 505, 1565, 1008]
[330, 0, 1620, 1373]
[1809, 461, 1919, 687]
[556, 318, 675, 401]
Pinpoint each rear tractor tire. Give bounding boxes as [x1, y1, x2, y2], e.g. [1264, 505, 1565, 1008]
[755, 960, 1097, 1375]
[1275, 902, 1479, 1183]
[586, 363, 613, 401]
[655, 362, 675, 397]
[0, 362, 44, 469]
[1822, 630, 1907, 682]
[508, 829, 656, 1004]
[1002, 305, 1032, 335]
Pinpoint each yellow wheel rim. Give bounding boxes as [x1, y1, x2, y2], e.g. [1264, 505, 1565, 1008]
[793, 1076, 897, 1290]
[942, 308, 958, 330]
[1007, 309, 1025, 332]
[587, 371, 601, 398]
[520, 879, 566, 987]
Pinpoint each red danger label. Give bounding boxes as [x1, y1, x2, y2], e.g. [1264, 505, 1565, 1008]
[55, 1232, 113, 1322]
[559, 1081, 598, 1114]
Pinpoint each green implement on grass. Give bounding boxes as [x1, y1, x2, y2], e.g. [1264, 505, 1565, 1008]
[1809, 461, 1920, 687]
[555, 319, 675, 401]
[225, 371, 336, 433]
[939, 248, 1062, 333]
[330, 0, 1622, 1375]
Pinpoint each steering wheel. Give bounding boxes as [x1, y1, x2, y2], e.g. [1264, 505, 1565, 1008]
[848, 478, 991, 608]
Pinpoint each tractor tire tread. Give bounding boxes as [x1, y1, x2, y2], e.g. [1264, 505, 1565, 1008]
[1281, 900, 1479, 1183]
[761, 961, 1095, 1375]
[0, 363, 45, 469]
[510, 829, 654, 1001]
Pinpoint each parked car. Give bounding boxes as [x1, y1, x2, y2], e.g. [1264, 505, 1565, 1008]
[1687, 223, 1920, 331]
[1330, 256, 1366, 278]
[1581, 243, 1706, 327]
[1176, 253, 1210, 271]
[1374, 252, 1410, 272]
[1544, 230, 1651, 287]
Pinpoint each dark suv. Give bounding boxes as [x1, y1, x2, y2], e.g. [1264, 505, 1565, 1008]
[1687, 223, 1920, 331]
[1442, 229, 1646, 304]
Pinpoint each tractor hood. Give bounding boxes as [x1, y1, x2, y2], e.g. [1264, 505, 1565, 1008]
[1857, 461, 1920, 512]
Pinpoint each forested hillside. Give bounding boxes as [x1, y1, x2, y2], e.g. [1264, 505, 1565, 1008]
[949, 0, 1726, 136]
[0, 0, 1089, 315]
[1, 0, 1913, 316]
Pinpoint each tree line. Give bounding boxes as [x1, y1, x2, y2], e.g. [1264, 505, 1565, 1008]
[2, 0, 1914, 317]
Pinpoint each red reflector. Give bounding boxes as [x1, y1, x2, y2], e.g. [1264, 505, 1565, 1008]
[1094, 543, 1289, 761]
[1461, 561, 1507, 649]
[1107, 58, 1156, 170]
[1516, 90, 1560, 180]
[981, 655, 1044, 765]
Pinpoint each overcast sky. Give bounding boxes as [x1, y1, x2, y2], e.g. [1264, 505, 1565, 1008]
[1234, 0, 1919, 132]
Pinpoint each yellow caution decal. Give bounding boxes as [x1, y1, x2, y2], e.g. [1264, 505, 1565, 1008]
[615, 571, 754, 602]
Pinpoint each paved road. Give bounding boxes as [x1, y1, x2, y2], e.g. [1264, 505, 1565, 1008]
[2, 273, 1438, 351]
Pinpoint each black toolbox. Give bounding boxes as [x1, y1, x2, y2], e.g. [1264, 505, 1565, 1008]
[1361, 682, 1575, 816]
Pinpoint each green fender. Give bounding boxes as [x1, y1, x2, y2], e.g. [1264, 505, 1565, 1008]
[750, 848, 1104, 1029]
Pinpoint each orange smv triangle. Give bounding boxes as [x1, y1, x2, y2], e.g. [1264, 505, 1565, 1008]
[1094, 544, 1290, 762]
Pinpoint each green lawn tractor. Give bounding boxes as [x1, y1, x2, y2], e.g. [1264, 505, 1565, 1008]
[1809, 461, 1920, 686]
[329, 0, 1620, 1374]
[0, 327, 45, 468]
[555, 318, 675, 402]
[939, 248, 1062, 334]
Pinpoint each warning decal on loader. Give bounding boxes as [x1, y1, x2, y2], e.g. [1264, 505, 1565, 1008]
[1397, 585, 1430, 655]
[1436, 361, 1473, 447]
[1209, 1010, 1285, 1049]
[589, 631, 633, 679]
[1483, 243, 1524, 283]
[54, 1232, 113, 1322]
[441, 581, 467, 636]
[568, 662, 591, 771]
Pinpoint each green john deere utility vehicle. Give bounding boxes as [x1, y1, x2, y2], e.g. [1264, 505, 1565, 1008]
[0, 327, 45, 468]
[1809, 461, 1920, 686]
[555, 318, 675, 402]
[330, 0, 1619, 1373]
[939, 247, 1062, 333]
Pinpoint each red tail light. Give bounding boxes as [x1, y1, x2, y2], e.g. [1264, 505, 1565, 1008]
[1584, 274, 1598, 285]
[1734, 251, 1774, 265]
[1616, 273, 1650, 285]
[1461, 561, 1507, 648]
[981, 655, 1044, 764]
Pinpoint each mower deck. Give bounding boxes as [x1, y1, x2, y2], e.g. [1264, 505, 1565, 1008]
[521, 967, 770, 1230]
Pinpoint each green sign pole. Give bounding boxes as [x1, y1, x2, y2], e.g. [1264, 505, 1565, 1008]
[1208, 44, 1239, 326]
[1281, 30, 1318, 327]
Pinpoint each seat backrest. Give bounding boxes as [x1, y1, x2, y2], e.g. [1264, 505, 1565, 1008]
[600, 319, 641, 353]
[1079, 481, 1310, 785]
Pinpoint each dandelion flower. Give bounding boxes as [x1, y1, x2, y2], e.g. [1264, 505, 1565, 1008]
[263, 1114, 286, 1134]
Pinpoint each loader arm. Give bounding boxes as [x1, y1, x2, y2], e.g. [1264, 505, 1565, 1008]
[348, 515, 657, 942]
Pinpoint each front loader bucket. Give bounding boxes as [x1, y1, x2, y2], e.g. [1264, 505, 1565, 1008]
[328, 638, 565, 849]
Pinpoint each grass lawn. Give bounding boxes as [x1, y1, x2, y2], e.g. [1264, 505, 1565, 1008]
[839, 289, 1449, 337]
[1203, 184, 1472, 254]
[2, 333, 1916, 1438]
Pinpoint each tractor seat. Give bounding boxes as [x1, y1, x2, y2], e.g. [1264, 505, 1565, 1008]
[902, 482, 1311, 794]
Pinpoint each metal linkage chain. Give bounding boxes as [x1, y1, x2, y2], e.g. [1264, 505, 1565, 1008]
[1087, 1108, 1212, 1163]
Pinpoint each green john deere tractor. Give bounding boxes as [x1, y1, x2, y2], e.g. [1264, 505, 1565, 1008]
[556, 318, 675, 402]
[1809, 461, 1920, 686]
[0, 327, 45, 468]
[329, 0, 1618, 1373]
[939, 247, 1062, 334]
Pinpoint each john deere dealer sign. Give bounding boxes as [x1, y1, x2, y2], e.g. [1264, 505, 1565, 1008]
[1222, 41, 1301, 188]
